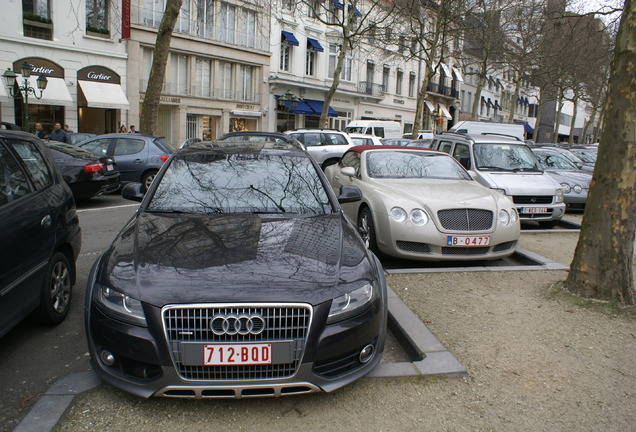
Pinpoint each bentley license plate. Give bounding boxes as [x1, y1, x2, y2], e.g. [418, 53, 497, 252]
[203, 343, 272, 366]
[447, 235, 490, 246]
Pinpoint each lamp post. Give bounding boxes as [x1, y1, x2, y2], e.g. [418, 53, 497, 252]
[430, 107, 441, 133]
[3, 61, 48, 131]
[276, 89, 300, 132]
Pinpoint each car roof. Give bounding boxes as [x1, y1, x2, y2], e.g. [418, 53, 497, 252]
[346, 145, 441, 154]
[177, 140, 307, 155]
[84, 133, 162, 139]
[436, 131, 524, 144]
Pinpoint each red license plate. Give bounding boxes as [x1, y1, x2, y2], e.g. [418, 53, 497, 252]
[447, 235, 491, 246]
[203, 343, 272, 366]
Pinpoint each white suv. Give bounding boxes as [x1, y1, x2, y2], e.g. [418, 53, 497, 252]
[285, 129, 354, 169]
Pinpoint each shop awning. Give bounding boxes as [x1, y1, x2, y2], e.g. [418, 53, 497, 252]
[307, 38, 324, 52]
[451, 67, 464, 82]
[78, 80, 130, 110]
[304, 98, 337, 117]
[439, 62, 452, 77]
[231, 109, 261, 117]
[281, 31, 299, 46]
[332, 0, 344, 10]
[438, 103, 452, 119]
[349, 4, 362, 16]
[17, 75, 73, 106]
[277, 97, 337, 117]
[424, 100, 435, 113]
[523, 123, 534, 134]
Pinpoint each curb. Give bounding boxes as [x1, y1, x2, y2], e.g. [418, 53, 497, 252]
[13, 286, 465, 432]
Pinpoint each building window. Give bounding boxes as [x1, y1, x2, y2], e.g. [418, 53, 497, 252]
[327, 0, 342, 23]
[241, 9, 257, 48]
[307, 0, 320, 18]
[382, 65, 390, 93]
[398, 35, 406, 54]
[141, 47, 154, 91]
[143, 0, 164, 27]
[282, 0, 292, 10]
[239, 65, 254, 101]
[328, 44, 351, 81]
[280, 44, 291, 72]
[218, 61, 233, 99]
[169, 53, 188, 95]
[196, 58, 213, 98]
[408, 72, 416, 97]
[461, 90, 465, 111]
[22, 0, 52, 40]
[175, 0, 190, 33]
[219, 2, 236, 44]
[86, 0, 109, 35]
[196, 0, 215, 39]
[306, 49, 317, 76]
[396, 69, 403, 95]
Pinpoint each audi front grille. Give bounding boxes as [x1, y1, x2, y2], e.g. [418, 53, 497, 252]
[437, 209, 493, 231]
[162, 303, 312, 381]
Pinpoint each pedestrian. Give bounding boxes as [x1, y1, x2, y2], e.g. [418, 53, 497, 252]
[63, 124, 73, 133]
[34, 122, 48, 139]
[49, 122, 71, 144]
[129, 125, 139, 133]
[119, 125, 127, 133]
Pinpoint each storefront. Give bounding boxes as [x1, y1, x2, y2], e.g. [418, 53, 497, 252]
[77, 66, 130, 134]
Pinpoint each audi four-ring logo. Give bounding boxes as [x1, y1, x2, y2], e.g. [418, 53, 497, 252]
[210, 314, 266, 335]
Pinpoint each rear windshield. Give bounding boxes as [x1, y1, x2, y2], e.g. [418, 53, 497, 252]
[45, 142, 97, 159]
[154, 137, 177, 153]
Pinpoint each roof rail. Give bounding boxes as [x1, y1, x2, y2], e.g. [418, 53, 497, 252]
[437, 131, 467, 138]
[479, 132, 523, 142]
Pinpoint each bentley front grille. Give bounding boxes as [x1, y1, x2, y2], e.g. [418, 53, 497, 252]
[437, 209, 493, 231]
[163, 304, 312, 381]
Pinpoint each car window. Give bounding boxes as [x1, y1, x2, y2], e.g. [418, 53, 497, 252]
[297, 133, 321, 147]
[535, 152, 578, 170]
[9, 139, 52, 190]
[373, 127, 385, 138]
[452, 144, 471, 169]
[0, 143, 32, 205]
[115, 138, 146, 156]
[351, 137, 371, 146]
[148, 152, 332, 214]
[324, 133, 348, 146]
[81, 138, 111, 156]
[340, 152, 361, 176]
[438, 141, 453, 154]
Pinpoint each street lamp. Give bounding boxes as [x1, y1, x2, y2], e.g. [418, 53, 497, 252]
[3, 61, 48, 131]
[276, 89, 300, 132]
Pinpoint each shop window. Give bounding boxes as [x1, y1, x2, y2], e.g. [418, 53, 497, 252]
[86, 0, 109, 36]
[22, 0, 52, 40]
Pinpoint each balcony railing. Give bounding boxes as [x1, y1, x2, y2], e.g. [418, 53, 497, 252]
[140, 80, 260, 104]
[133, 7, 269, 52]
[357, 82, 384, 97]
[426, 82, 459, 99]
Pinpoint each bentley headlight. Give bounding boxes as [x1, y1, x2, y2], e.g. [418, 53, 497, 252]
[94, 283, 147, 326]
[560, 183, 571, 193]
[498, 209, 510, 227]
[410, 209, 429, 226]
[389, 207, 407, 222]
[327, 282, 376, 323]
[573, 185, 582, 194]
[510, 208, 519, 223]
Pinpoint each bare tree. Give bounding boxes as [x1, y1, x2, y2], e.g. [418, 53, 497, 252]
[139, 0, 183, 135]
[564, 0, 636, 305]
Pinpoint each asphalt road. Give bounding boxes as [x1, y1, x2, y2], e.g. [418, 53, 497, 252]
[0, 194, 138, 432]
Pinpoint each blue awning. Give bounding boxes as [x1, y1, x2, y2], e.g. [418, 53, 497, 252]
[523, 123, 534, 134]
[281, 31, 299, 46]
[307, 38, 324, 52]
[332, 0, 344, 10]
[349, 4, 362, 16]
[305, 98, 338, 117]
[524, 97, 529, 106]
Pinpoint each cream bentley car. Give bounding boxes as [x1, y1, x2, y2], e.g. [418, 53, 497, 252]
[324, 146, 521, 261]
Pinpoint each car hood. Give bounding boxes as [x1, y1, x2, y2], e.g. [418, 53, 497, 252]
[98, 212, 374, 307]
[545, 170, 592, 187]
[475, 171, 560, 195]
[367, 178, 508, 210]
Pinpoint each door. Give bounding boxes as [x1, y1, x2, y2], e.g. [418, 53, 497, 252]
[111, 137, 149, 182]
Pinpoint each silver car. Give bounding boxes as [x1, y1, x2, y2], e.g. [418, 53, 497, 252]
[285, 129, 354, 169]
[533, 149, 592, 210]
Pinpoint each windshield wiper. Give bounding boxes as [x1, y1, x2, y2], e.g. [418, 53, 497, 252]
[251, 210, 297, 214]
[477, 165, 515, 172]
[146, 209, 186, 214]
[512, 167, 543, 172]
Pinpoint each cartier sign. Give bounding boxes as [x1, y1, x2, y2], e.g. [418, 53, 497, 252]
[14, 57, 64, 78]
[78, 66, 121, 84]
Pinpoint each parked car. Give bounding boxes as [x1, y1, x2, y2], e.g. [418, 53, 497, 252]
[532, 148, 592, 211]
[349, 133, 384, 146]
[0, 130, 81, 338]
[430, 132, 565, 228]
[85, 140, 387, 398]
[344, 120, 402, 139]
[284, 129, 355, 169]
[67, 132, 97, 145]
[534, 145, 594, 172]
[406, 139, 434, 148]
[217, 131, 304, 147]
[402, 130, 434, 140]
[43, 140, 121, 200]
[381, 138, 412, 146]
[564, 146, 597, 165]
[324, 146, 520, 261]
[77, 133, 175, 191]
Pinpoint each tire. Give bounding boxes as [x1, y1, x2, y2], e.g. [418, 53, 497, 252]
[34, 252, 73, 325]
[141, 169, 158, 193]
[538, 220, 559, 229]
[358, 207, 378, 252]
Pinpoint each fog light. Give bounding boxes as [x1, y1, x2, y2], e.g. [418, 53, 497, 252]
[359, 344, 375, 363]
[100, 350, 116, 366]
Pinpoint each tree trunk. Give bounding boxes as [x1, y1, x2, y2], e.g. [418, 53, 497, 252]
[470, 61, 487, 120]
[139, 0, 182, 135]
[564, 0, 636, 305]
[507, 79, 520, 123]
[581, 108, 596, 144]
[593, 101, 607, 143]
[552, 89, 564, 143]
[319, 42, 348, 128]
[412, 66, 432, 136]
[568, 93, 578, 144]
[532, 96, 543, 142]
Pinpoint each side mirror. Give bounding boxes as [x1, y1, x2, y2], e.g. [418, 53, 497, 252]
[337, 185, 362, 204]
[341, 166, 356, 177]
[122, 182, 145, 202]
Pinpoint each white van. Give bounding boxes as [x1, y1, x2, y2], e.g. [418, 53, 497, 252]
[449, 121, 525, 141]
[344, 121, 402, 139]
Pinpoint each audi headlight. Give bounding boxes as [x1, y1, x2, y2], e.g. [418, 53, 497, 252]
[327, 282, 377, 323]
[498, 209, 510, 226]
[556, 188, 564, 203]
[573, 185, 582, 194]
[389, 207, 407, 222]
[560, 183, 571, 193]
[410, 209, 429, 226]
[94, 283, 147, 326]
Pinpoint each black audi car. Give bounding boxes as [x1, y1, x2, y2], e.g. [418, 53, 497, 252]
[85, 140, 387, 398]
[43, 141, 121, 199]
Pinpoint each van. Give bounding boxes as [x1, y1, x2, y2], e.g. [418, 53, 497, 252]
[403, 130, 434, 140]
[430, 132, 565, 227]
[344, 121, 402, 139]
[449, 121, 525, 141]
